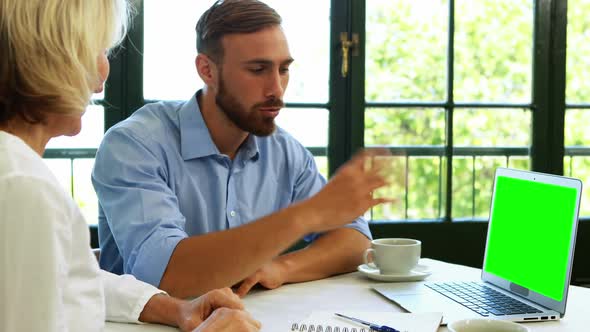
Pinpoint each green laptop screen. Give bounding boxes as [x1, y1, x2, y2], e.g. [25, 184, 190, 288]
[484, 175, 577, 301]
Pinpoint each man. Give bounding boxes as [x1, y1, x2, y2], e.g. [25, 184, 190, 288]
[93, 0, 388, 298]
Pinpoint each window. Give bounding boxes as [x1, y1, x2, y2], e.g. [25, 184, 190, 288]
[364, 0, 533, 221]
[43, 102, 104, 225]
[50, 0, 580, 225]
[565, 0, 590, 217]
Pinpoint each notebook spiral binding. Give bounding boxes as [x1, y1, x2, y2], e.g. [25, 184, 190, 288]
[290, 323, 376, 332]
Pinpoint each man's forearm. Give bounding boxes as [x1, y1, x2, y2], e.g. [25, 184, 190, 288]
[274, 228, 371, 283]
[159, 149, 389, 298]
[159, 203, 314, 298]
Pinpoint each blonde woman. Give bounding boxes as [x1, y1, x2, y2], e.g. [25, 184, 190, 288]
[0, 0, 261, 331]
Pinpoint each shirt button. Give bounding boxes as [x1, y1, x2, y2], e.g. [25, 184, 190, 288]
[230, 211, 236, 217]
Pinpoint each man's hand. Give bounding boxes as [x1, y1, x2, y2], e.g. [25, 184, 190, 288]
[234, 260, 287, 297]
[302, 149, 393, 233]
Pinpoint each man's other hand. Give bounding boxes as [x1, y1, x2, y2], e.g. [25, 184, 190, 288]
[234, 260, 287, 297]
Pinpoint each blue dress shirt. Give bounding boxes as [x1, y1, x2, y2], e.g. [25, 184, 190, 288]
[92, 91, 372, 287]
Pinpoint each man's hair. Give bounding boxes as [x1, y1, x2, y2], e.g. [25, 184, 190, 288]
[0, 0, 130, 125]
[196, 0, 282, 62]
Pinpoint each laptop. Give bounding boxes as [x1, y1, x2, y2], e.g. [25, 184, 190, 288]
[373, 167, 582, 325]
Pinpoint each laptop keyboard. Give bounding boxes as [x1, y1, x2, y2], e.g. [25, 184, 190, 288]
[426, 282, 544, 317]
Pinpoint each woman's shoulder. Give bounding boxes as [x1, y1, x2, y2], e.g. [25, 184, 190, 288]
[0, 131, 53, 177]
[0, 134, 76, 227]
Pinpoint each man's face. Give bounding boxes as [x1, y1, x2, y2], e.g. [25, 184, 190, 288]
[214, 25, 293, 136]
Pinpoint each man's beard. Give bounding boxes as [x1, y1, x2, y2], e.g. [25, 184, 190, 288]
[215, 77, 283, 137]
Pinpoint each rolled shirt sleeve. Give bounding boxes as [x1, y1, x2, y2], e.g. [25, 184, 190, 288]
[92, 128, 188, 286]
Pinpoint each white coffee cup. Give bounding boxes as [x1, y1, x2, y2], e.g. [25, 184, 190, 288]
[363, 238, 421, 274]
[448, 319, 531, 332]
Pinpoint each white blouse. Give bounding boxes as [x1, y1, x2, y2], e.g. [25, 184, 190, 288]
[0, 131, 162, 332]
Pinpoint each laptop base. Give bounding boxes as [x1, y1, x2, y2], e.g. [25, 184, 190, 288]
[373, 282, 560, 325]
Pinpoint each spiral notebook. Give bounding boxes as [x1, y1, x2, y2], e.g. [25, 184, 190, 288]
[289, 311, 442, 332]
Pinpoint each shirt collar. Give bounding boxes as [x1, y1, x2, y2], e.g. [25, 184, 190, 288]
[240, 134, 260, 162]
[179, 90, 260, 162]
[179, 91, 219, 160]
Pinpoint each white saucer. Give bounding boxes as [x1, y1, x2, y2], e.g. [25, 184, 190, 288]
[357, 263, 432, 282]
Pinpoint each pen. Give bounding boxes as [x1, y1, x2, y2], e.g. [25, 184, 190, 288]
[334, 313, 400, 332]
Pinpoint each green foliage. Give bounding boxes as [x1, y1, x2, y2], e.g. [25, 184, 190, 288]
[454, 0, 532, 102]
[366, 0, 448, 102]
[567, 0, 590, 104]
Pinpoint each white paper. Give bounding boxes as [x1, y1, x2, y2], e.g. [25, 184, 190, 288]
[289, 311, 443, 332]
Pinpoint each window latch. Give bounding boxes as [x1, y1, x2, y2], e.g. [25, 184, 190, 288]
[340, 32, 359, 78]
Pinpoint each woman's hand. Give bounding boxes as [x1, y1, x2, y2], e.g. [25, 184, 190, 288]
[192, 307, 261, 332]
[176, 288, 260, 331]
[139, 288, 260, 331]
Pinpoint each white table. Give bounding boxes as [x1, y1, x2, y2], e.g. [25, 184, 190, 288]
[105, 258, 590, 331]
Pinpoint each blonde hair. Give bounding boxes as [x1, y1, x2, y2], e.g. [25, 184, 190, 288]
[0, 0, 130, 124]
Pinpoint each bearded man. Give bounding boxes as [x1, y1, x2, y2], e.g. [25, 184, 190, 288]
[92, 0, 379, 299]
